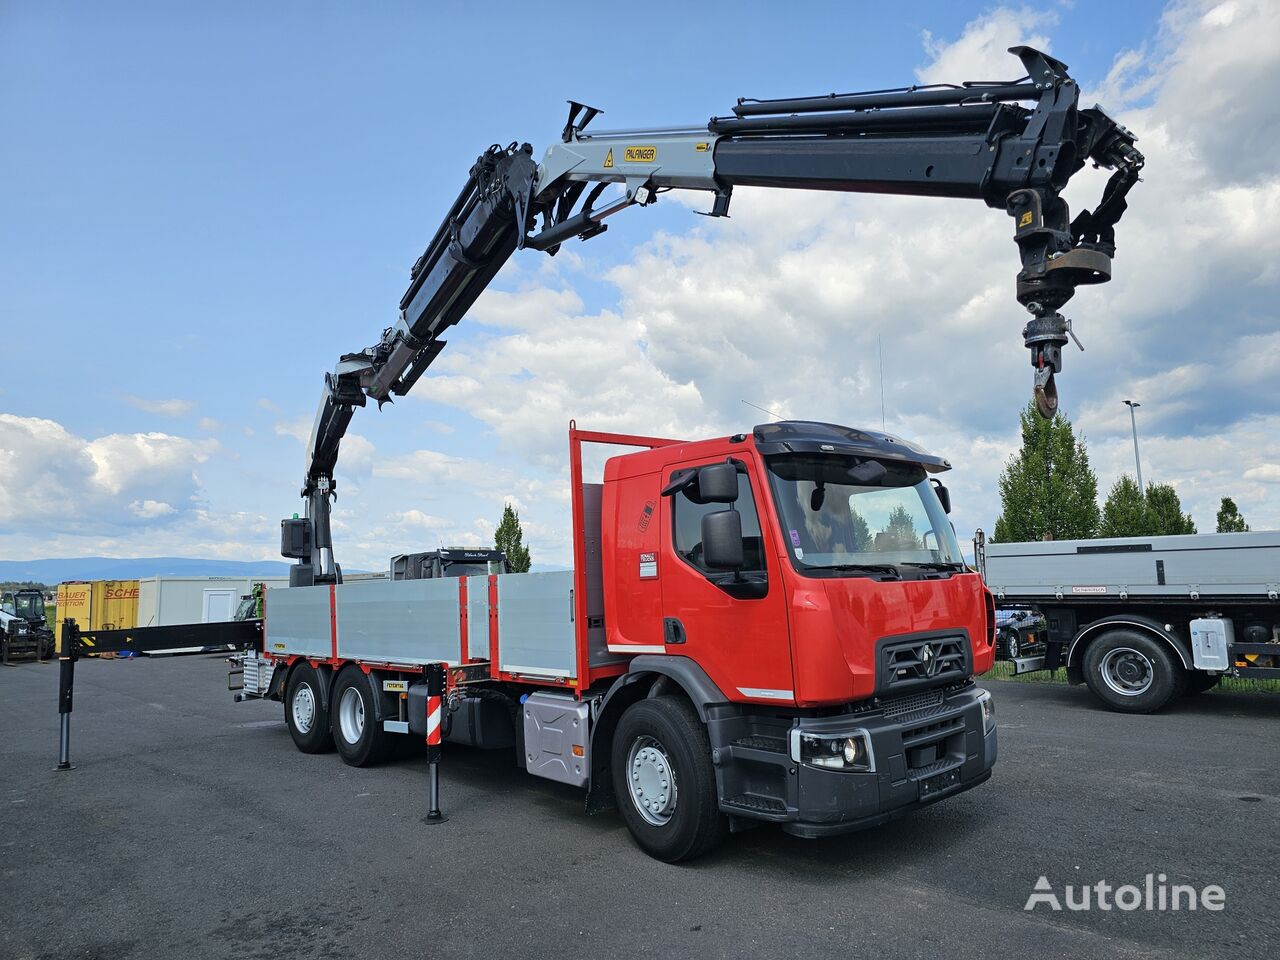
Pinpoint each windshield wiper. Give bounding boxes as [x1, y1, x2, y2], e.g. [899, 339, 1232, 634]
[817, 563, 901, 578]
[900, 561, 964, 571]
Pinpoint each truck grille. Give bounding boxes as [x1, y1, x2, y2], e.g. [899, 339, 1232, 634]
[881, 687, 944, 719]
[878, 634, 969, 694]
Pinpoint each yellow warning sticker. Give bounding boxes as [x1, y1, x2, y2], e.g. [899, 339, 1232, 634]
[603, 148, 614, 168]
[624, 145, 657, 163]
[1019, 211, 1034, 228]
[695, 142, 709, 152]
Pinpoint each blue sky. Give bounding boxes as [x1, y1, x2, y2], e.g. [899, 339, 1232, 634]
[3, 0, 1277, 570]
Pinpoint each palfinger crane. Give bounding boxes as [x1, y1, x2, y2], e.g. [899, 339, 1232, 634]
[285, 46, 1143, 586]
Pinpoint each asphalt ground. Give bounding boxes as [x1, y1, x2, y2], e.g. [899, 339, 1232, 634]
[2, 655, 1277, 960]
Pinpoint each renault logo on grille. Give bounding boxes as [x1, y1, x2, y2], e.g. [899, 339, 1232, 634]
[920, 642, 938, 676]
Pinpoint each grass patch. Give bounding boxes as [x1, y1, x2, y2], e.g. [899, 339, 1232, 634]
[979, 659, 1280, 694]
[980, 660, 1066, 684]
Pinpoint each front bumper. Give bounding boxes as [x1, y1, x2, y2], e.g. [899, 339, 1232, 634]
[715, 685, 997, 836]
[788, 685, 996, 836]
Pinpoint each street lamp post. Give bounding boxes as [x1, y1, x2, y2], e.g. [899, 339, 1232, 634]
[1122, 399, 1144, 496]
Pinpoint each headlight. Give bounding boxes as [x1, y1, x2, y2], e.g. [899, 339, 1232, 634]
[790, 729, 875, 772]
[978, 691, 996, 734]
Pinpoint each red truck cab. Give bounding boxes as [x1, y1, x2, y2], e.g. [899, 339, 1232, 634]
[591, 420, 997, 852]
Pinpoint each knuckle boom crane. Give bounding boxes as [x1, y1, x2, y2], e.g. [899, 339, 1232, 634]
[287, 46, 1143, 586]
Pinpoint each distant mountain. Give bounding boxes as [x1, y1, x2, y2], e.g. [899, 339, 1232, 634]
[0, 557, 294, 584]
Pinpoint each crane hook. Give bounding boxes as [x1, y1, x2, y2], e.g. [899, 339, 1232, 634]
[1033, 364, 1058, 419]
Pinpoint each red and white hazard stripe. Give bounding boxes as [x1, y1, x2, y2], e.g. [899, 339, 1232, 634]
[426, 694, 442, 746]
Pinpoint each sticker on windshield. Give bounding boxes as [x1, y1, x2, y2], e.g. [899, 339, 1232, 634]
[789, 528, 802, 547]
[794, 547, 804, 559]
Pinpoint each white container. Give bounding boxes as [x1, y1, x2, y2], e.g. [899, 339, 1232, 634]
[136, 576, 288, 627]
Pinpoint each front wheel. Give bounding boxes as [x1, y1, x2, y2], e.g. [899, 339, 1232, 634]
[1082, 629, 1186, 713]
[612, 696, 727, 862]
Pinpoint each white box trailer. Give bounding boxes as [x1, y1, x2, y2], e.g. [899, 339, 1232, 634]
[137, 576, 287, 653]
[976, 530, 1280, 713]
[136, 576, 289, 627]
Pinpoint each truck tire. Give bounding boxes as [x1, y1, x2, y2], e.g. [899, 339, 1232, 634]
[612, 696, 728, 862]
[1183, 671, 1221, 696]
[1007, 632, 1020, 660]
[330, 666, 391, 767]
[1082, 629, 1186, 714]
[285, 663, 334, 753]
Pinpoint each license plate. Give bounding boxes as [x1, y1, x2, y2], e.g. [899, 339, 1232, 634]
[919, 767, 961, 798]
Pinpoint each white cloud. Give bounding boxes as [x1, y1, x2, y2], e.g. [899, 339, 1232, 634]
[918, 8, 1055, 83]
[198, 416, 222, 432]
[0, 413, 215, 534]
[1243, 464, 1280, 484]
[129, 499, 177, 518]
[124, 395, 196, 417]
[273, 415, 312, 444]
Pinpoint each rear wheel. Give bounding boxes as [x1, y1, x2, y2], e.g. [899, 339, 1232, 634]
[1082, 629, 1186, 713]
[330, 667, 391, 767]
[1183, 671, 1221, 696]
[285, 663, 334, 753]
[612, 696, 727, 862]
[1007, 632, 1020, 660]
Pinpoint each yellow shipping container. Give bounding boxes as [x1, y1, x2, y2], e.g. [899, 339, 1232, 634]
[54, 580, 140, 650]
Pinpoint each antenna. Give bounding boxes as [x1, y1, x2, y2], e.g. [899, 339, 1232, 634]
[878, 335, 886, 431]
[741, 399, 785, 421]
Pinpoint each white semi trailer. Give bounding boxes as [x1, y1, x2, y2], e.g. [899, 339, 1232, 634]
[976, 530, 1280, 712]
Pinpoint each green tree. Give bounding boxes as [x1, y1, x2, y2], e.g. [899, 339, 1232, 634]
[494, 503, 532, 573]
[1215, 497, 1250, 533]
[993, 402, 1100, 542]
[849, 507, 872, 553]
[1099, 474, 1147, 537]
[1145, 482, 1196, 535]
[878, 504, 922, 550]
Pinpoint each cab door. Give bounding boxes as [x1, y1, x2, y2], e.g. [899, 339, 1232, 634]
[659, 456, 795, 704]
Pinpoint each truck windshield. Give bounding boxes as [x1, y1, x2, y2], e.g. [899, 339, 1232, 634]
[443, 561, 502, 577]
[765, 455, 963, 574]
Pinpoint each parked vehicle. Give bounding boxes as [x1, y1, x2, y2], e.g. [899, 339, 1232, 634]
[977, 530, 1280, 713]
[240, 422, 1000, 861]
[994, 607, 1046, 660]
[1, 589, 54, 664]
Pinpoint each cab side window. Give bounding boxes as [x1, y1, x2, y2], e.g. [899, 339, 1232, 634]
[672, 471, 766, 573]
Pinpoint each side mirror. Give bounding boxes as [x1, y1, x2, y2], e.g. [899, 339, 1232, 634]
[701, 509, 744, 570]
[930, 478, 952, 514]
[696, 462, 739, 503]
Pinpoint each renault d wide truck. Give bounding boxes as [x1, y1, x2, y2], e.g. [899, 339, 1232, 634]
[63, 46, 1144, 860]
[235, 422, 998, 860]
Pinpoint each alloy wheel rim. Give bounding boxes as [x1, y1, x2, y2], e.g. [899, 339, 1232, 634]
[292, 683, 316, 734]
[339, 686, 365, 744]
[627, 735, 678, 827]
